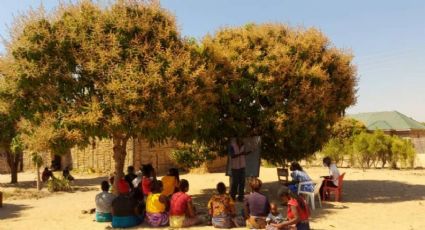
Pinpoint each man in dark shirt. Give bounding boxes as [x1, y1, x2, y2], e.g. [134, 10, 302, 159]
[111, 179, 142, 228]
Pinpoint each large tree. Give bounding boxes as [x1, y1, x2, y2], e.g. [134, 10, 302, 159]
[0, 113, 22, 183]
[3, 0, 209, 189]
[0, 58, 24, 183]
[197, 24, 357, 163]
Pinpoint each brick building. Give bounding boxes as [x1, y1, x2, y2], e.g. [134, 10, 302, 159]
[1, 138, 226, 175]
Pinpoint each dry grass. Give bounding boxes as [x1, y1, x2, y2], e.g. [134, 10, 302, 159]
[3, 188, 50, 200]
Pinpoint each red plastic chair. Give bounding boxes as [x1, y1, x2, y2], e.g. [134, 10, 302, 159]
[322, 172, 345, 201]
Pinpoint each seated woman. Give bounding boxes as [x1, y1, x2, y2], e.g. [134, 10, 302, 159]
[244, 178, 270, 229]
[161, 168, 180, 197]
[287, 162, 314, 193]
[111, 179, 142, 228]
[169, 179, 201, 228]
[146, 180, 169, 227]
[42, 167, 55, 183]
[319, 156, 340, 200]
[270, 186, 310, 230]
[208, 182, 236, 228]
[95, 181, 116, 222]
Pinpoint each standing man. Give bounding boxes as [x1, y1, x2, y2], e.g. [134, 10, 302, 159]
[228, 138, 250, 202]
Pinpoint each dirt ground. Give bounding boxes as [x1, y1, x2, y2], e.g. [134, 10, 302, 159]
[1, 166, 425, 230]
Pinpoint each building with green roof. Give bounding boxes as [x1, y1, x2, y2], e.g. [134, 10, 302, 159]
[348, 111, 425, 155]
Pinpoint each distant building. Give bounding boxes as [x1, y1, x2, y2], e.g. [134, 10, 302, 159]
[349, 111, 425, 166]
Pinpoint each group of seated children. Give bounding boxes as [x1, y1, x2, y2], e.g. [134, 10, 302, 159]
[94, 163, 312, 230]
[95, 165, 201, 228]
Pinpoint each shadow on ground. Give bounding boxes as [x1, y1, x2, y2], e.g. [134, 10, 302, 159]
[73, 176, 108, 187]
[192, 178, 425, 224]
[0, 181, 36, 189]
[343, 180, 425, 203]
[0, 203, 31, 219]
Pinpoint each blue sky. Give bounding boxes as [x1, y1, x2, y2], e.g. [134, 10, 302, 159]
[1, 0, 425, 121]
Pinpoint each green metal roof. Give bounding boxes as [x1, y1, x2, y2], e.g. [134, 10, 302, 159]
[348, 111, 425, 131]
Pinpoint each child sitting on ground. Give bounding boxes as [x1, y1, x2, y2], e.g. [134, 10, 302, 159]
[146, 180, 169, 227]
[207, 182, 236, 228]
[266, 203, 284, 225]
[162, 168, 180, 197]
[169, 179, 201, 228]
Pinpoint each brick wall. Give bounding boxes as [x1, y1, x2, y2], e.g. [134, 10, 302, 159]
[23, 151, 52, 172]
[133, 138, 179, 175]
[0, 147, 9, 174]
[5, 138, 227, 174]
[71, 139, 134, 173]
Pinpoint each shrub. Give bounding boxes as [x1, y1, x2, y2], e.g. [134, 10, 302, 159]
[47, 178, 72, 192]
[367, 131, 392, 168]
[321, 138, 346, 166]
[391, 136, 415, 168]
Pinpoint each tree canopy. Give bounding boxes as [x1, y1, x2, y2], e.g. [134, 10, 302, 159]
[197, 24, 357, 163]
[1, 1, 358, 179]
[1, 1, 211, 185]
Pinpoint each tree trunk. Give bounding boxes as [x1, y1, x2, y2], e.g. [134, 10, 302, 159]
[6, 150, 22, 184]
[19, 154, 24, 172]
[36, 163, 41, 191]
[112, 134, 129, 195]
[61, 148, 73, 170]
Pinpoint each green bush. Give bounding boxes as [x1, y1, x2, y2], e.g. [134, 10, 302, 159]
[321, 138, 346, 166]
[321, 128, 416, 169]
[391, 136, 415, 168]
[47, 178, 72, 192]
[171, 142, 216, 170]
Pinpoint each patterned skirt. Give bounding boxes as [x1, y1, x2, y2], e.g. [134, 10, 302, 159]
[246, 216, 267, 229]
[212, 215, 233, 228]
[146, 212, 169, 227]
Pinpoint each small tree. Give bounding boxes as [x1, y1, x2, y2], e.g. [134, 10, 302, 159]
[321, 138, 346, 166]
[353, 132, 372, 168]
[31, 152, 43, 190]
[320, 118, 366, 167]
[368, 130, 392, 168]
[391, 136, 415, 168]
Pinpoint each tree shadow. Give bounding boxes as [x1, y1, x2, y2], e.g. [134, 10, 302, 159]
[343, 180, 425, 203]
[0, 181, 36, 189]
[0, 203, 31, 219]
[192, 188, 217, 214]
[0, 176, 106, 192]
[261, 181, 352, 223]
[72, 176, 107, 187]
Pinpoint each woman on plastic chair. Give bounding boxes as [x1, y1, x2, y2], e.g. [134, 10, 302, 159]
[319, 157, 340, 200]
[286, 162, 314, 193]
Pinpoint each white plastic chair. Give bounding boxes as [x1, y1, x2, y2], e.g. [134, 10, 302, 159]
[297, 181, 322, 210]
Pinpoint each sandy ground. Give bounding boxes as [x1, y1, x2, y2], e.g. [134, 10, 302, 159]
[1, 166, 425, 230]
